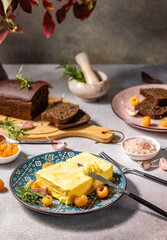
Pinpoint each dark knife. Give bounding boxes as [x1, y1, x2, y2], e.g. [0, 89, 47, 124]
[78, 163, 167, 218]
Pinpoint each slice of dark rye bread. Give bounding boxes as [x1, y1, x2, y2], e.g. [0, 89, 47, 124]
[41, 102, 79, 124]
[53, 109, 90, 129]
[135, 99, 167, 119]
[140, 88, 167, 105]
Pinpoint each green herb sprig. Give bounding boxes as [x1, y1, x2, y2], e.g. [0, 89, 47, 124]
[15, 185, 43, 205]
[56, 58, 86, 83]
[16, 65, 32, 90]
[0, 116, 29, 140]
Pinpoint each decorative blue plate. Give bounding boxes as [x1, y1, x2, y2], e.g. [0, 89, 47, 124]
[10, 151, 127, 215]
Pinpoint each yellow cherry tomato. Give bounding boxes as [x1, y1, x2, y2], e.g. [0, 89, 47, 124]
[129, 96, 140, 106]
[141, 116, 151, 127]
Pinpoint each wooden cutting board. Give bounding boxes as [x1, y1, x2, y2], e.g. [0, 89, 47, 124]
[0, 97, 114, 143]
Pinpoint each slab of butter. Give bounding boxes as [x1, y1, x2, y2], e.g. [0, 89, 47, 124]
[36, 152, 113, 204]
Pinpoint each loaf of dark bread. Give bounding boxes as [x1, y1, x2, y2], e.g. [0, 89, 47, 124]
[54, 109, 90, 129]
[140, 88, 167, 105]
[41, 102, 79, 124]
[135, 99, 167, 119]
[0, 80, 49, 120]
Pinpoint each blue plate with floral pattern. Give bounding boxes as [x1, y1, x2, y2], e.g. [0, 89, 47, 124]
[10, 151, 127, 215]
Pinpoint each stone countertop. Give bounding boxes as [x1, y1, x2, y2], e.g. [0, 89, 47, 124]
[0, 64, 167, 240]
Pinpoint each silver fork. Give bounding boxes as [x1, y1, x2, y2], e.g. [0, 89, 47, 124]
[99, 151, 167, 186]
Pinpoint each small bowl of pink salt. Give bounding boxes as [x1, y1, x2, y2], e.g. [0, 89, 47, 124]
[122, 136, 160, 161]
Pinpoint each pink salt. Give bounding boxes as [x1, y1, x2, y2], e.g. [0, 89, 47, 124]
[123, 138, 157, 155]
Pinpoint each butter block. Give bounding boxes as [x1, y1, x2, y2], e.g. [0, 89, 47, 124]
[36, 152, 113, 204]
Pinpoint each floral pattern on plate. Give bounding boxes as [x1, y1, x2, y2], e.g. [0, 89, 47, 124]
[10, 151, 126, 215]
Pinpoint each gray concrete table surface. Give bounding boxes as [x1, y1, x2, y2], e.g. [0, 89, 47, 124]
[0, 64, 167, 240]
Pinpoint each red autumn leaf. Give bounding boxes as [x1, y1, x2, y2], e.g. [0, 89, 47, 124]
[0, 1, 3, 10]
[56, 0, 77, 24]
[56, 8, 66, 24]
[42, 0, 54, 11]
[31, 0, 40, 6]
[43, 11, 55, 38]
[19, 0, 32, 13]
[73, 1, 96, 20]
[11, 0, 18, 12]
[67, 0, 77, 5]
[57, 0, 76, 6]
[56, 6, 68, 24]
[0, 30, 9, 44]
[73, 3, 85, 20]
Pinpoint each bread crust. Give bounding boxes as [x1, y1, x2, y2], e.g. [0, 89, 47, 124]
[0, 80, 49, 120]
[135, 99, 167, 119]
[54, 110, 90, 129]
[41, 102, 80, 124]
[140, 88, 167, 105]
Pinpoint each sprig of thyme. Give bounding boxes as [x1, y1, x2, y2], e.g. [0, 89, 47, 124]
[56, 58, 86, 83]
[0, 116, 29, 140]
[15, 185, 43, 205]
[16, 65, 32, 90]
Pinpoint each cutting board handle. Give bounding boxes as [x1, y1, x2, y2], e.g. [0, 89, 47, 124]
[52, 124, 114, 143]
[21, 124, 115, 143]
[52, 127, 125, 143]
[21, 124, 125, 144]
[109, 130, 125, 144]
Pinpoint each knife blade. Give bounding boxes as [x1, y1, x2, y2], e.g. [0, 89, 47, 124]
[77, 163, 167, 218]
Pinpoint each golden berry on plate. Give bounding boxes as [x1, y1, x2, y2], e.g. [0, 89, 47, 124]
[160, 118, 167, 127]
[74, 195, 88, 208]
[26, 180, 40, 189]
[0, 178, 4, 192]
[129, 96, 139, 106]
[141, 116, 151, 127]
[96, 185, 109, 198]
[42, 195, 53, 207]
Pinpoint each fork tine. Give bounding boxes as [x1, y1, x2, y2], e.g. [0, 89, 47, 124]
[99, 151, 121, 167]
[99, 151, 114, 163]
[100, 152, 167, 186]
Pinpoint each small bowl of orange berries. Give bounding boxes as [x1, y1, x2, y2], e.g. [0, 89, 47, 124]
[0, 135, 21, 164]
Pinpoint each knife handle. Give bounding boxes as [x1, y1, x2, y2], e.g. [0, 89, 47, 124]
[143, 172, 167, 186]
[128, 192, 167, 218]
[132, 169, 167, 186]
